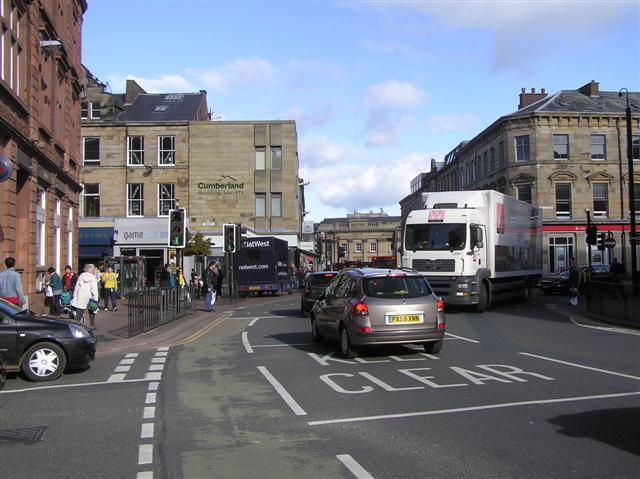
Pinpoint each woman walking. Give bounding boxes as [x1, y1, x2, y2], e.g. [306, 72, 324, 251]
[71, 264, 99, 329]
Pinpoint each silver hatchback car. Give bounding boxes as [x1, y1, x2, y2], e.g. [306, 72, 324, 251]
[311, 268, 445, 358]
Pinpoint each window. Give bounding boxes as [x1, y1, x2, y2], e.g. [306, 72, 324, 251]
[498, 141, 505, 168]
[271, 193, 282, 217]
[592, 184, 608, 217]
[516, 184, 532, 204]
[82, 184, 100, 217]
[255, 194, 266, 217]
[553, 134, 569, 160]
[67, 206, 73, 269]
[632, 135, 639, 161]
[369, 241, 377, 253]
[340, 243, 348, 255]
[82, 137, 100, 164]
[555, 183, 571, 219]
[127, 136, 144, 166]
[255, 147, 266, 170]
[36, 188, 46, 266]
[127, 183, 144, 217]
[515, 135, 530, 162]
[591, 134, 606, 160]
[55, 198, 61, 274]
[355, 242, 363, 253]
[158, 136, 175, 165]
[490, 147, 495, 172]
[483, 151, 488, 177]
[91, 101, 101, 119]
[634, 184, 640, 218]
[81, 101, 88, 119]
[270, 146, 282, 170]
[157, 183, 175, 216]
[81, 101, 101, 120]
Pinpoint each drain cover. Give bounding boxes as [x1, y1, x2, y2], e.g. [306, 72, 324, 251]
[0, 426, 47, 444]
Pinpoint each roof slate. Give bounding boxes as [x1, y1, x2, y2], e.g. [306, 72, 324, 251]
[117, 92, 205, 122]
[511, 90, 640, 116]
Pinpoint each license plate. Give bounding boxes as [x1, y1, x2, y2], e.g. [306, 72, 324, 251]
[386, 313, 424, 325]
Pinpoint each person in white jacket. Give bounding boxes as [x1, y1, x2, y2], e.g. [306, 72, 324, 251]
[71, 264, 99, 328]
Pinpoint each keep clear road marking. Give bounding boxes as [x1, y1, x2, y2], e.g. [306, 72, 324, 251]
[257, 366, 307, 416]
[444, 332, 479, 343]
[337, 454, 375, 479]
[242, 332, 254, 353]
[520, 352, 640, 381]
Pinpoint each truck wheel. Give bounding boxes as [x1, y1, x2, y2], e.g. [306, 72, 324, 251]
[475, 283, 488, 313]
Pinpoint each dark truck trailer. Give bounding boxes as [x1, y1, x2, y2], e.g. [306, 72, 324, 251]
[235, 236, 291, 295]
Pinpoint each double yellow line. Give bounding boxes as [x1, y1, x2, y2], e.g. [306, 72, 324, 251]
[168, 311, 233, 347]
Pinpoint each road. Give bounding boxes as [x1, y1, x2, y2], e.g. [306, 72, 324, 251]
[1, 291, 639, 478]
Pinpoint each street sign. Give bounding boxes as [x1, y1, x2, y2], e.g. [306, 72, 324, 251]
[604, 237, 616, 249]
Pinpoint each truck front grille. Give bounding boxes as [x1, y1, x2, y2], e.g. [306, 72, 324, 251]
[412, 259, 455, 272]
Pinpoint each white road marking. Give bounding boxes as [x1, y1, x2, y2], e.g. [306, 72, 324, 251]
[0, 377, 153, 394]
[257, 366, 307, 416]
[252, 343, 315, 348]
[145, 372, 163, 381]
[546, 304, 640, 335]
[148, 382, 160, 391]
[114, 365, 131, 373]
[248, 317, 261, 327]
[151, 357, 166, 364]
[137, 471, 153, 479]
[145, 393, 157, 404]
[126, 353, 139, 358]
[148, 364, 165, 371]
[242, 331, 254, 353]
[337, 454, 375, 479]
[520, 352, 640, 380]
[119, 358, 136, 365]
[141, 423, 155, 439]
[138, 444, 153, 465]
[308, 391, 640, 426]
[444, 332, 479, 343]
[154, 351, 169, 357]
[143, 407, 156, 419]
[107, 373, 126, 382]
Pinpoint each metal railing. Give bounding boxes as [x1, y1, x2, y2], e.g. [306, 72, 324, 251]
[586, 281, 640, 324]
[127, 285, 198, 337]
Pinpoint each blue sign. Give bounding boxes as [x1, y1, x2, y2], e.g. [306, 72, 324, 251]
[0, 156, 13, 182]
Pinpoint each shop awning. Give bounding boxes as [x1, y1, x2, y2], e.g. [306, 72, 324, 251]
[79, 227, 114, 246]
[78, 245, 109, 258]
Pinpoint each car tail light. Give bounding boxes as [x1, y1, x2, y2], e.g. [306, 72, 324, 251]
[351, 301, 369, 316]
[437, 322, 445, 330]
[436, 298, 444, 312]
[357, 326, 371, 333]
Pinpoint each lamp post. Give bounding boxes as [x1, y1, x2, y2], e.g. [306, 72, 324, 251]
[619, 88, 638, 284]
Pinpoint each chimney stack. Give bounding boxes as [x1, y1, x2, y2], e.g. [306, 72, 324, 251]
[518, 87, 549, 110]
[578, 80, 599, 98]
[125, 79, 147, 105]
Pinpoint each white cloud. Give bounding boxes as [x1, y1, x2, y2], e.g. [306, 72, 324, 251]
[107, 74, 197, 93]
[195, 57, 275, 94]
[361, 38, 425, 59]
[365, 79, 426, 109]
[426, 113, 476, 134]
[301, 152, 436, 212]
[287, 104, 337, 130]
[299, 137, 350, 168]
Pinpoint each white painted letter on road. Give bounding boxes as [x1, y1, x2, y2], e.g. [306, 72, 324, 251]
[320, 374, 374, 394]
[399, 368, 467, 389]
[450, 366, 512, 385]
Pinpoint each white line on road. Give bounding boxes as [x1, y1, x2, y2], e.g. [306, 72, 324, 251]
[107, 373, 126, 382]
[137, 471, 153, 479]
[157, 346, 169, 352]
[151, 357, 166, 364]
[119, 358, 136, 365]
[145, 393, 157, 404]
[337, 454, 375, 479]
[444, 332, 479, 343]
[257, 366, 307, 416]
[308, 391, 640, 426]
[148, 382, 160, 391]
[154, 351, 169, 357]
[148, 364, 165, 371]
[126, 353, 139, 358]
[252, 343, 315, 348]
[143, 407, 156, 419]
[114, 365, 131, 373]
[519, 352, 640, 380]
[145, 372, 162, 381]
[0, 377, 154, 394]
[138, 444, 153, 465]
[242, 331, 254, 353]
[141, 423, 155, 439]
[248, 317, 261, 327]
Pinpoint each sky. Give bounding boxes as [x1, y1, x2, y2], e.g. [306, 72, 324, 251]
[82, 0, 640, 222]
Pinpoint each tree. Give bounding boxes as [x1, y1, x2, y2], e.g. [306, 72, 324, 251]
[183, 232, 212, 257]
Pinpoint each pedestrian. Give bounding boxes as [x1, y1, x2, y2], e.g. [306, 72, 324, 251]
[216, 264, 224, 297]
[169, 267, 177, 288]
[102, 265, 118, 311]
[205, 261, 218, 312]
[159, 263, 171, 288]
[0, 257, 26, 307]
[610, 257, 624, 283]
[71, 264, 99, 329]
[47, 266, 63, 315]
[568, 258, 580, 306]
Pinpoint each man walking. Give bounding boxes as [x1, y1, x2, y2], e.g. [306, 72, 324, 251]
[205, 261, 218, 312]
[47, 266, 63, 315]
[0, 257, 25, 307]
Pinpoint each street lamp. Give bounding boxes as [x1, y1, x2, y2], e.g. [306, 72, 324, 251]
[618, 88, 638, 284]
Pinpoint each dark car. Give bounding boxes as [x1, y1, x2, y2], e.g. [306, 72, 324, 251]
[540, 264, 612, 295]
[311, 268, 445, 358]
[0, 353, 6, 391]
[301, 271, 339, 315]
[0, 298, 97, 382]
[540, 269, 572, 295]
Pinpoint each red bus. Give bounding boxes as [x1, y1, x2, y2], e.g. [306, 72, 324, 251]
[370, 256, 397, 269]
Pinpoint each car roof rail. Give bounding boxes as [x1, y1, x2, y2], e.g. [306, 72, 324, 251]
[398, 267, 419, 274]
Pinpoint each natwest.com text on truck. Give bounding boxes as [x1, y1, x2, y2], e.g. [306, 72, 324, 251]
[234, 236, 290, 296]
[402, 190, 542, 312]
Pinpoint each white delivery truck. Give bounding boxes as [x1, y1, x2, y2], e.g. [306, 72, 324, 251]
[402, 190, 542, 312]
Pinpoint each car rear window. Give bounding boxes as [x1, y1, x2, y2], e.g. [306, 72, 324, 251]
[363, 276, 433, 298]
[309, 274, 336, 287]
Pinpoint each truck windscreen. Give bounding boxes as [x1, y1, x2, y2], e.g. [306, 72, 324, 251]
[405, 223, 466, 251]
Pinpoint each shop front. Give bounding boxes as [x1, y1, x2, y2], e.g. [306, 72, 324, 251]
[114, 218, 169, 286]
[78, 226, 115, 269]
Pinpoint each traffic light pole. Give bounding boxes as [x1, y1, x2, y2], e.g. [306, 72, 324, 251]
[587, 210, 592, 268]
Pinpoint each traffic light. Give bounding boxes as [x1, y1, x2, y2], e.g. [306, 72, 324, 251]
[585, 225, 598, 245]
[223, 224, 236, 253]
[235, 224, 247, 252]
[315, 236, 322, 254]
[168, 208, 186, 248]
[597, 233, 606, 251]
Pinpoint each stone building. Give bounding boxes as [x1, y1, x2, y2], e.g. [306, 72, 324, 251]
[400, 81, 640, 275]
[0, 0, 87, 310]
[315, 212, 400, 270]
[79, 71, 304, 277]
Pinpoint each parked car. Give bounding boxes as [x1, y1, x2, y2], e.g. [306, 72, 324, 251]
[310, 268, 445, 358]
[0, 298, 97, 382]
[0, 353, 6, 391]
[540, 264, 612, 295]
[539, 269, 572, 295]
[301, 271, 339, 315]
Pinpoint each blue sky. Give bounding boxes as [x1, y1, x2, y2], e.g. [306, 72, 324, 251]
[82, 0, 640, 222]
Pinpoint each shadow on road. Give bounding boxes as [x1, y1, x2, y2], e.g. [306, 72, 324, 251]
[548, 407, 640, 457]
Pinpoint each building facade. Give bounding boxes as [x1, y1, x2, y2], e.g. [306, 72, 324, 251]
[400, 81, 640, 276]
[79, 73, 304, 278]
[0, 0, 87, 311]
[315, 212, 400, 270]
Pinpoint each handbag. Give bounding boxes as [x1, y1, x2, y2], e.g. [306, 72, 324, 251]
[87, 298, 99, 312]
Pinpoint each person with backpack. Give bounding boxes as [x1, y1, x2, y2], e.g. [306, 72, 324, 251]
[47, 267, 63, 315]
[71, 264, 99, 329]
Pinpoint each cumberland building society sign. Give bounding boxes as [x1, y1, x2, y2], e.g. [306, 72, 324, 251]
[197, 175, 245, 196]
